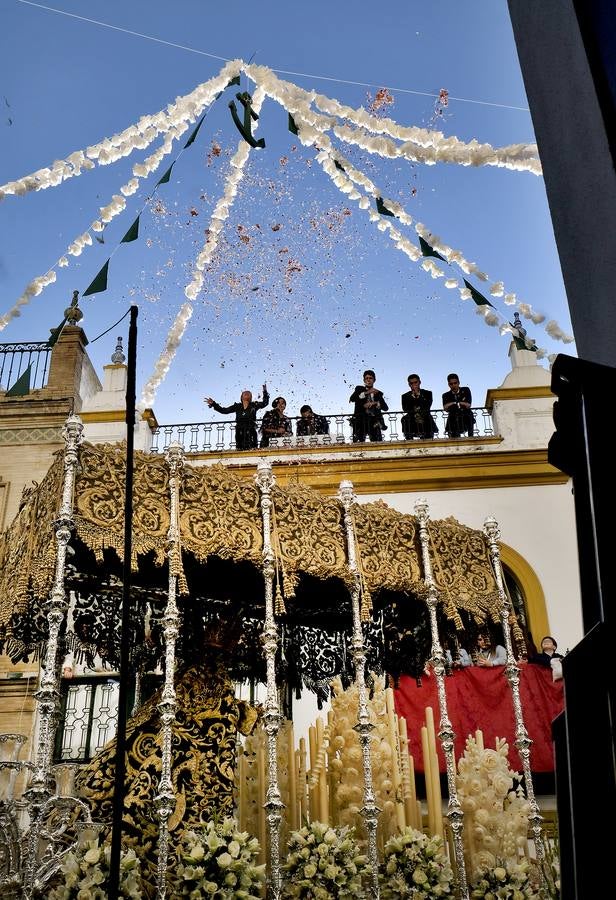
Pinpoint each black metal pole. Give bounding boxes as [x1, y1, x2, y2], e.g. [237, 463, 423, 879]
[108, 305, 138, 898]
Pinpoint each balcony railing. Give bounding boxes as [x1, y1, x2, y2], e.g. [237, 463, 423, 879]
[0, 341, 52, 392]
[151, 407, 494, 454]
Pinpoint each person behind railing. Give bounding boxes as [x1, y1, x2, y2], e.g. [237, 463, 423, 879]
[349, 369, 389, 442]
[401, 373, 438, 440]
[260, 396, 292, 448]
[296, 404, 329, 437]
[205, 384, 269, 450]
[473, 632, 507, 667]
[528, 635, 564, 668]
[442, 372, 475, 437]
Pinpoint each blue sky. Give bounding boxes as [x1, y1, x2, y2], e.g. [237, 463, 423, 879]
[1, 0, 574, 424]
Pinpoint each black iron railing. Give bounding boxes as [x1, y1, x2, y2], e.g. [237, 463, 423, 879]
[0, 341, 51, 393]
[151, 408, 494, 454]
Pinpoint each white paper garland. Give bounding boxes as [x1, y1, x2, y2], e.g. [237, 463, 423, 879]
[0, 60, 242, 200]
[140, 86, 265, 409]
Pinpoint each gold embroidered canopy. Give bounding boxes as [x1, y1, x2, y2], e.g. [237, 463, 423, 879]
[0, 442, 503, 635]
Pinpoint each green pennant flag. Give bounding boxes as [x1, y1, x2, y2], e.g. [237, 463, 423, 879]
[376, 196, 394, 217]
[463, 278, 495, 308]
[288, 113, 299, 135]
[6, 364, 32, 397]
[513, 335, 538, 352]
[156, 163, 175, 186]
[184, 115, 205, 148]
[418, 235, 446, 261]
[83, 259, 110, 297]
[47, 316, 67, 348]
[121, 216, 140, 243]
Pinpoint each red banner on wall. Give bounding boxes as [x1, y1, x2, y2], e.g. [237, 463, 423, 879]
[394, 664, 564, 773]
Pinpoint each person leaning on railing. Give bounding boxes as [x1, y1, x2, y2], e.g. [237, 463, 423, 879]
[260, 396, 292, 448]
[296, 404, 329, 436]
[205, 385, 269, 451]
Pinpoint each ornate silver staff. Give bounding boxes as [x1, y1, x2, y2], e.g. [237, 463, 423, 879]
[154, 443, 184, 899]
[483, 516, 547, 871]
[22, 414, 83, 896]
[338, 480, 380, 900]
[414, 498, 469, 900]
[255, 460, 284, 900]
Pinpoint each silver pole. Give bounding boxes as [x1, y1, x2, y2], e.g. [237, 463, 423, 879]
[154, 443, 184, 899]
[23, 414, 83, 897]
[255, 460, 284, 900]
[483, 516, 547, 871]
[338, 480, 380, 900]
[414, 498, 469, 900]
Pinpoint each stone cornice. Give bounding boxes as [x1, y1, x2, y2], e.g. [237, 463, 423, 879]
[189, 446, 568, 494]
[485, 384, 554, 410]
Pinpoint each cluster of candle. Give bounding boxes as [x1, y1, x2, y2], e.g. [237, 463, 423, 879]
[235, 680, 451, 856]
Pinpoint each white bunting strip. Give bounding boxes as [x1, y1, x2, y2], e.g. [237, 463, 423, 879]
[140, 86, 265, 409]
[245, 64, 572, 345]
[245, 63, 542, 175]
[0, 269, 58, 330]
[0, 126, 189, 330]
[0, 60, 242, 200]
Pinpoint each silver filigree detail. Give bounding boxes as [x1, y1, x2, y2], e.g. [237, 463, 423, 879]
[154, 443, 184, 899]
[415, 498, 469, 900]
[483, 517, 548, 876]
[255, 460, 284, 900]
[338, 480, 380, 900]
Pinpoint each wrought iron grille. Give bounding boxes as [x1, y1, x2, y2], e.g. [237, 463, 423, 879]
[54, 676, 120, 763]
[0, 341, 52, 392]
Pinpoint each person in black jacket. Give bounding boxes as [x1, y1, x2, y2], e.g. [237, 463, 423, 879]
[401, 374, 438, 439]
[528, 635, 564, 668]
[260, 396, 293, 448]
[296, 404, 329, 436]
[442, 373, 475, 437]
[349, 369, 389, 442]
[205, 385, 269, 450]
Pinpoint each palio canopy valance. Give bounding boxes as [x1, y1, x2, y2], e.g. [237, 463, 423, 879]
[0, 442, 512, 684]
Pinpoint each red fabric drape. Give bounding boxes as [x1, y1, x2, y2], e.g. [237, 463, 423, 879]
[394, 664, 564, 772]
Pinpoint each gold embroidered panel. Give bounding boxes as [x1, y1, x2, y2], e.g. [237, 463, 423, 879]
[74, 443, 170, 568]
[428, 516, 500, 625]
[180, 463, 262, 565]
[0, 441, 508, 633]
[0, 452, 63, 628]
[352, 500, 424, 597]
[271, 483, 350, 598]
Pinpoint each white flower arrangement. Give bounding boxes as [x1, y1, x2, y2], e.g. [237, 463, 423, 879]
[469, 858, 542, 899]
[171, 818, 265, 899]
[456, 736, 531, 882]
[282, 821, 370, 898]
[46, 830, 142, 899]
[380, 827, 454, 899]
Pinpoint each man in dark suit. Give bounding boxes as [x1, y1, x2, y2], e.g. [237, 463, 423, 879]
[442, 373, 475, 437]
[349, 369, 389, 442]
[401, 374, 438, 439]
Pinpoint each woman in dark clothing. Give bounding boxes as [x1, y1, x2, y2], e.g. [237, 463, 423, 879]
[349, 369, 389, 442]
[296, 404, 329, 436]
[205, 385, 269, 450]
[260, 396, 293, 447]
[401, 373, 438, 439]
[442, 372, 475, 438]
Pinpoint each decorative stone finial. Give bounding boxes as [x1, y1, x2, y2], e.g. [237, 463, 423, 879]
[511, 311, 526, 338]
[111, 336, 126, 364]
[64, 290, 83, 325]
